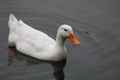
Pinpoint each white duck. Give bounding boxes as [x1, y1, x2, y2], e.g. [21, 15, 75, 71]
[8, 14, 80, 61]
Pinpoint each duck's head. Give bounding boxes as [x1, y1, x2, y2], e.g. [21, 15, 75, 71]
[57, 24, 80, 46]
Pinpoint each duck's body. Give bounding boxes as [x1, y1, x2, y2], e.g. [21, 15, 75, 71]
[8, 14, 80, 61]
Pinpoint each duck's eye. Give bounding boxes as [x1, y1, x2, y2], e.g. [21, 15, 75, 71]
[64, 29, 67, 31]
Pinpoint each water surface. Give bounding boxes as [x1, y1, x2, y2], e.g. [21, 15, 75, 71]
[0, 0, 120, 80]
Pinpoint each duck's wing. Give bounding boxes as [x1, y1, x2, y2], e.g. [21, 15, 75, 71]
[18, 18, 55, 44]
[8, 14, 55, 52]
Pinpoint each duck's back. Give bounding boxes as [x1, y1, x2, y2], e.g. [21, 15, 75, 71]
[8, 14, 55, 57]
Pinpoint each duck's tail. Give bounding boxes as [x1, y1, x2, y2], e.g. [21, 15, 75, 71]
[8, 13, 18, 31]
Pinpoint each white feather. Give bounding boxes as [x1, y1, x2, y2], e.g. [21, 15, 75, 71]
[8, 14, 78, 61]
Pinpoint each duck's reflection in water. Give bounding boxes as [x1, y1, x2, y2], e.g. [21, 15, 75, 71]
[50, 60, 66, 80]
[7, 48, 66, 80]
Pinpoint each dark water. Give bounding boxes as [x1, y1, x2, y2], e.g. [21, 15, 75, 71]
[0, 0, 120, 80]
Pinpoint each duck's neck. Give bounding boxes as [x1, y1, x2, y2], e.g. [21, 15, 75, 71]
[56, 33, 66, 47]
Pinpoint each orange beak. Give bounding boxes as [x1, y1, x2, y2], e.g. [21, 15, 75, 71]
[69, 33, 80, 46]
